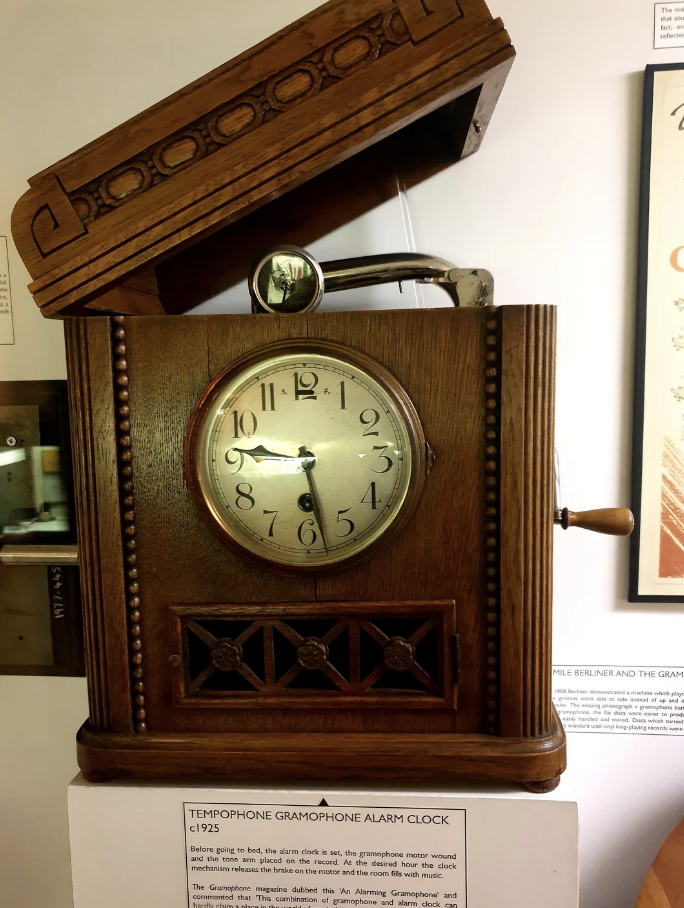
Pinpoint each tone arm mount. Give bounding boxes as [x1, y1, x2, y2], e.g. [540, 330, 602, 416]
[248, 245, 494, 314]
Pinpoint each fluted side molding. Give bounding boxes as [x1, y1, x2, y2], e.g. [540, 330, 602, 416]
[64, 319, 107, 729]
[64, 318, 133, 734]
[498, 305, 556, 739]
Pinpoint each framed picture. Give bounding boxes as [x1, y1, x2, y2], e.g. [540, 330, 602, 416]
[631, 63, 684, 602]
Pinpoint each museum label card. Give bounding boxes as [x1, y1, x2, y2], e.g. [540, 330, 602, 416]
[184, 801, 467, 908]
[655, 4, 684, 48]
[553, 664, 684, 734]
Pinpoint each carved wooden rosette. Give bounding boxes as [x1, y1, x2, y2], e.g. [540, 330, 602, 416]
[11, 0, 515, 318]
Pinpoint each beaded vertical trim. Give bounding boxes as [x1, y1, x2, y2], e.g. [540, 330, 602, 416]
[111, 315, 147, 733]
[483, 308, 501, 736]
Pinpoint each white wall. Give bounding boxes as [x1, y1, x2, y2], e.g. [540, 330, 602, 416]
[417, 5, 684, 905]
[1, 2, 683, 907]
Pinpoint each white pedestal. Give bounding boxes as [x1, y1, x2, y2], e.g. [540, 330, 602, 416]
[68, 775, 578, 908]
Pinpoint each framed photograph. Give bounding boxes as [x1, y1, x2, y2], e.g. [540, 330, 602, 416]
[631, 63, 684, 601]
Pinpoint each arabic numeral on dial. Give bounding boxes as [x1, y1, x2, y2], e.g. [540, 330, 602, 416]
[297, 518, 317, 546]
[263, 509, 278, 537]
[294, 371, 318, 401]
[335, 508, 355, 537]
[370, 444, 394, 473]
[360, 408, 380, 436]
[361, 482, 380, 510]
[232, 410, 258, 438]
[225, 448, 245, 473]
[235, 483, 255, 510]
[260, 383, 276, 411]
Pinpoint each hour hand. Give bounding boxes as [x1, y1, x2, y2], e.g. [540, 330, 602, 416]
[233, 444, 302, 464]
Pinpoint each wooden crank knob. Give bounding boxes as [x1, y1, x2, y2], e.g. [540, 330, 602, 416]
[560, 507, 634, 536]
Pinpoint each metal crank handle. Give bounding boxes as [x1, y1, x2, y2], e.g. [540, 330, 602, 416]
[553, 450, 634, 537]
[553, 508, 634, 536]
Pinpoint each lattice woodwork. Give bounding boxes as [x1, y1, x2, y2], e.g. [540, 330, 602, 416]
[171, 602, 456, 708]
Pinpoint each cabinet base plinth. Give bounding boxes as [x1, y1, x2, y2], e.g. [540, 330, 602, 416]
[77, 710, 566, 789]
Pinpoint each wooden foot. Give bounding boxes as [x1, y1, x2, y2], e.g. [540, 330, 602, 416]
[524, 775, 561, 794]
[81, 768, 126, 783]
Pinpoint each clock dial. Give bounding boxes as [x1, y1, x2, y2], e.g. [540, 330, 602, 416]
[186, 341, 427, 572]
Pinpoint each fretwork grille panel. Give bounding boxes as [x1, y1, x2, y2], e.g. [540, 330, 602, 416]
[171, 601, 457, 709]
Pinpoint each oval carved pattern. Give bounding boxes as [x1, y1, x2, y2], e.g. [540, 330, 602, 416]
[71, 194, 96, 222]
[266, 63, 322, 110]
[382, 9, 410, 44]
[210, 99, 264, 144]
[161, 136, 198, 168]
[153, 130, 206, 176]
[324, 28, 380, 78]
[99, 163, 153, 208]
[69, 11, 411, 225]
[108, 169, 144, 198]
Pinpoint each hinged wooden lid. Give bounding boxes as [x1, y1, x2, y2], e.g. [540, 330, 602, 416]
[11, 0, 514, 318]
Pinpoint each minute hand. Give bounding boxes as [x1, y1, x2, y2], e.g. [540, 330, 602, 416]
[300, 448, 329, 554]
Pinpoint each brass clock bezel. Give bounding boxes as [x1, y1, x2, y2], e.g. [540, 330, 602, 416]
[184, 338, 428, 576]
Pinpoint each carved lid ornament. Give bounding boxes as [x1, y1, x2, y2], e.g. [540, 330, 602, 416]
[11, 0, 514, 318]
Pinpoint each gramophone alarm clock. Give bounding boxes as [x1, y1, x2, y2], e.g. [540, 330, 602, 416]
[10, 0, 633, 790]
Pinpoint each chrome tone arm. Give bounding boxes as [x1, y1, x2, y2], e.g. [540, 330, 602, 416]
[321, 253, 458, 291]
[0, 544, 79, 565]
[320, 253, 493, 307]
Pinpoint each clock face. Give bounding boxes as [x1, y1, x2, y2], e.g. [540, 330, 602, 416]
[185, 341, 427, 572]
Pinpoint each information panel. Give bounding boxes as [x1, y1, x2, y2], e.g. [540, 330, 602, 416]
[553, 664, 684, 734]
[654, 3, 684, 48]
[183, 801, 467, 908]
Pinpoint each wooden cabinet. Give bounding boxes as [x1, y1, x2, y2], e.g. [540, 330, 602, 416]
[65, 305, 565, 789]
